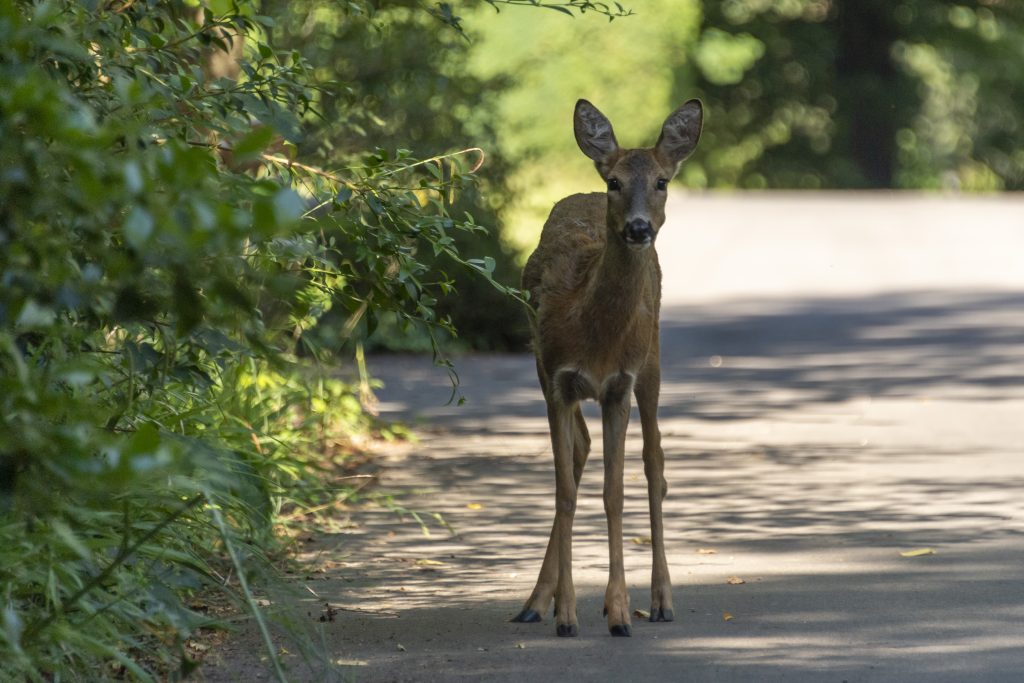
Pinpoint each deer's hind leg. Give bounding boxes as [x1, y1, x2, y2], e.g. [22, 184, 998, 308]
[600, 371, 635, 637]
[635, 354, 674, 622]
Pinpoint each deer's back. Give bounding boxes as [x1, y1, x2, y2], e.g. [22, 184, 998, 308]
[522, 193, 607, 310]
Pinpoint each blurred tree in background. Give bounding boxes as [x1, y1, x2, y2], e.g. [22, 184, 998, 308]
[690, 0, 1024, 191]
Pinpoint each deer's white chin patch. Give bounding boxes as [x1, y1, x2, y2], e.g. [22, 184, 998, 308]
[626, 239, 653, 252]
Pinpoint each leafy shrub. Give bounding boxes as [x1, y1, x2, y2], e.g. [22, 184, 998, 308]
[0, 0, 518, 679]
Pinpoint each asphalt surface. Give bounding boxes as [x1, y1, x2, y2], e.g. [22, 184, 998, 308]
[201, 192, 1024, 682]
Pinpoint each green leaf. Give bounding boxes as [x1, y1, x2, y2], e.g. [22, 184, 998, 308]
[51, 520, 93, 562]
[207, 0, 235, 17]
[233, 126, 275, 162]
[545, 5, 575, 16]
[273, 188, 305, 226]
[2, 604, 23, 647]
[124, 423, 173, 473]
[15, 300, 55, 329]
[123, 207, 154, 248]
[126, 423, 161, 456]
[123, 161, 144, 194]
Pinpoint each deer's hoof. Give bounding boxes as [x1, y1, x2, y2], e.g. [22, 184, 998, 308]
[556, 623, 578, 637]
[649, 607, 674, 622]
[609, 624, 632, 637]
[511, 609, 542, 623]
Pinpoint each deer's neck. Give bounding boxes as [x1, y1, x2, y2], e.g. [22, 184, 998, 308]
[585, 229, 655, 326]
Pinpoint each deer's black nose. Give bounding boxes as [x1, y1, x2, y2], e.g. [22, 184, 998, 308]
[623, 218, 654, 246]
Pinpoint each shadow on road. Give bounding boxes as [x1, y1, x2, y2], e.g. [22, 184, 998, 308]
[660, 290, 1024, 423]
[204, 288, 1024, 681]
[371, 289, 1024, 428]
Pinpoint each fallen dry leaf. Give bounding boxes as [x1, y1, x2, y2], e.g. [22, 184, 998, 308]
[900, 548, 936, 557]
[631, 537, 653, 545]
[697, 548, 717, 555]
[633, 608, 651, 619]
[726, 576, 745, 585]
[396, 644, 406, 652]
[515, 642, 525, 649]
[414, 558, 446, 566]
[723, 612, 734, 622]
[466, 503, 484, 510]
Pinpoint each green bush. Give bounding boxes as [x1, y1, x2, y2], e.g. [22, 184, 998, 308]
[0, 0, 518, 679]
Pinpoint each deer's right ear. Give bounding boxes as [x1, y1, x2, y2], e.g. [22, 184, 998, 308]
[574, 99, 619, 177]
[655, 99, 703, 173]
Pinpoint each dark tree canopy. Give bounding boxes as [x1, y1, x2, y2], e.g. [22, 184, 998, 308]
[688, 0, 1024, 190]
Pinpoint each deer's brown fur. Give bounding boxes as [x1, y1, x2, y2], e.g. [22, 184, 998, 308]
[512, 99, 703, 637]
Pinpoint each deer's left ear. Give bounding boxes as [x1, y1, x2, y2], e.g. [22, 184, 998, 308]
[655, 99, 703, 174]
[574, 99, 619, 178]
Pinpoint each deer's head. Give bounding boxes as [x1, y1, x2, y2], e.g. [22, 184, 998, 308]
[574, 99, 703, 251]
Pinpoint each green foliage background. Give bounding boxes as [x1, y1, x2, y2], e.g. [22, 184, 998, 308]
[692, 0, 1024, 191]
[470, 0, 1024, 251]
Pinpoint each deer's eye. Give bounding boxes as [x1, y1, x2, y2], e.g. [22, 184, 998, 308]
[607, 177, 621, 192]
[656, 178, 668, 191]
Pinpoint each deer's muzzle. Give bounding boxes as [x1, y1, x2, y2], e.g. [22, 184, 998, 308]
[623, 218, 654, 249]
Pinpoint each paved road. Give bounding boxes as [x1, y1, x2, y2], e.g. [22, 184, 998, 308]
[203, 192, 1024, 682]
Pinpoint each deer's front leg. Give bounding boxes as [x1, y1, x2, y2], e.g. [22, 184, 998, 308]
[601, 372, 635, 637]
[513, 405, 589, 625]
[636, 360, 673, 622]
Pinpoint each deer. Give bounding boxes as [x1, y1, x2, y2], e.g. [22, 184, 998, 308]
[511, 98, 703, 637]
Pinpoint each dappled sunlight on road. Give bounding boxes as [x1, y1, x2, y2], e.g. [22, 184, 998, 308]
[316, 285, 1024, 681]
